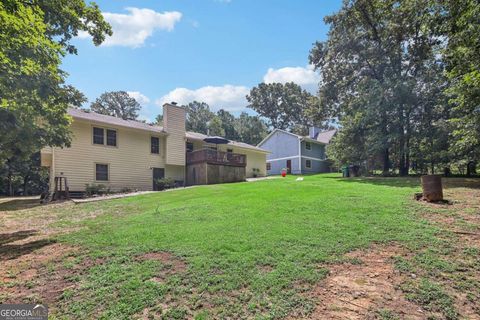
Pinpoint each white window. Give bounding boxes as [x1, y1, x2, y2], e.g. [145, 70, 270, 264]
[306, 160, 312, 168]
[93, 127, 117, 147]
[151, 137, 160, 154]
[306, 142, 311, 150]
[93, 127, 104, 145]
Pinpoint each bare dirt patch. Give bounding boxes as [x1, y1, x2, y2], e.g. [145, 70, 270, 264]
[0, 200, 106, 308]
[139, 251, 187, 273]
[0, 241, 80, 303]
[300, 244, 423, 320]
[138, 251, 188, 285]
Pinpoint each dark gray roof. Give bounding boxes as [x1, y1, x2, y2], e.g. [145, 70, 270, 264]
[312, 129, 336, 144]
[68, 108, 165, 133]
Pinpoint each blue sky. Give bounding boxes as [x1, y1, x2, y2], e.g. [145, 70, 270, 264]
[63, 0, 342, 121]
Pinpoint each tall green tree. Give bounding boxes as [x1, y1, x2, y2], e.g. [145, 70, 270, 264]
[0, 0, 111, 167]
[207, 117, 225, 137]
[90, 91, 141, 120]
[185, 101, 215, 134]
[246, 82, 315, 134]
[216, 109, 239, 140]
[310, 0, 448, 175]
[442, 0, 480, 175]
[153, 114, 163, 126]
[234, 112, 268, 146]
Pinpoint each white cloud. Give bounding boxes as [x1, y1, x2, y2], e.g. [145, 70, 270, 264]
[156, 85, 249, 112]
[263, 65, 320, 93]
[79, 7, 182, 47]
[127, 91, 150, 105]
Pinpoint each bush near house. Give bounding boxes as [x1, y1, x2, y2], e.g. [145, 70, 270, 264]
[154, 177, 176, 191]
[84, 183, 108, 196]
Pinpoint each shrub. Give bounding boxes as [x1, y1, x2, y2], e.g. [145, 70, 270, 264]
[85, 183, 107, 196]
[120, 187, 133, 193]
[154, 178, 175, 191]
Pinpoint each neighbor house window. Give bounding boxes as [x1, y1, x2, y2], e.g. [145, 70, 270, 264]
[306, 160, 312, 168]
[305, 142, 312, 150]
[186, 142, 194, 152]
[151, 137, 160, 154]
[267, 163, 271, 170]
[93, 127, 104, 145]
[95, 163, 109, 181]
[106, 129, 117, 146]
[227, 148, 233, 153]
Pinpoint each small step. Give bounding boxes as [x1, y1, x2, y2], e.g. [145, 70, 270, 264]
[69, 191, 86, 199]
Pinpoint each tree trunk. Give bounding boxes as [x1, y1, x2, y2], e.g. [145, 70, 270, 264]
[405, 132, 410, 175]
[23, 175, 29, 196]
[7, 172, 13, 196]
[383, 148, 390, 176]
[466, 161, 475, 177]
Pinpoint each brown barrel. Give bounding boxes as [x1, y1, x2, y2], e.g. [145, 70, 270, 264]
[421, 175, 443, 202]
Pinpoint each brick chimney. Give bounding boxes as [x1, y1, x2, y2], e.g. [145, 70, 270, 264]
[163, 102, 186, 166]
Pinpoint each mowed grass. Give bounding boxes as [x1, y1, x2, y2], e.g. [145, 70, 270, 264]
[47, 173, 439, 319]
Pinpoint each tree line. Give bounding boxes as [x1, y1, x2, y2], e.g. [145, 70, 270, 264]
[2, 0, 479, 194]
[308, 0, 479, 176]
[0, 0, 111, 195]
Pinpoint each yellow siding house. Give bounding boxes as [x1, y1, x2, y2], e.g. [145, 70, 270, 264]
[41, 103, 268, 194]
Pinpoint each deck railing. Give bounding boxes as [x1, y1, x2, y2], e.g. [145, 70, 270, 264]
[186, 149, 246, 167]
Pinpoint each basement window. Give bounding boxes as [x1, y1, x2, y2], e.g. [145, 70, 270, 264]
[306, 160, 312, 168]
[95, 163, 109, 181]
[151, 137, 160, 154]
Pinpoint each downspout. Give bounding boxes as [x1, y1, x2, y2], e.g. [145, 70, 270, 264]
[51, 148, 56, 193]
[298, 137, 302, 174]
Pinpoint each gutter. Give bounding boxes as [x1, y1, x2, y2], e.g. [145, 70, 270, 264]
[298, 137, 302, 173]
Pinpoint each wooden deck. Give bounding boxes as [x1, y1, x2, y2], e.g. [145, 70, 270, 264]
[186, 149, 246, 167]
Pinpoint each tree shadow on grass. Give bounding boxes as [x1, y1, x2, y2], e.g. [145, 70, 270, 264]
[325, 176, 480, 189]
[0, 239, 56, 260]
[0, 230, 38, 246]
[0, 198, 42, 211]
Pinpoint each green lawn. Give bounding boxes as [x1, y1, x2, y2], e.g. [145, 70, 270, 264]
[49, 174, 439, 319]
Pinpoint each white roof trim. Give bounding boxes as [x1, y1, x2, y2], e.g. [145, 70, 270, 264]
[257, 128, 301, 147]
